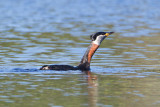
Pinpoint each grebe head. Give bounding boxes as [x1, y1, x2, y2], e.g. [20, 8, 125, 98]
[90, 32, 114, 45]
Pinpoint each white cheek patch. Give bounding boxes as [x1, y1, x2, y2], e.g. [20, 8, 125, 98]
[92, 35, 105, 45]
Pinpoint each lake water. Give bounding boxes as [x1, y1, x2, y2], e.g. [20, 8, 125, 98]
[0, 0, 160, 107]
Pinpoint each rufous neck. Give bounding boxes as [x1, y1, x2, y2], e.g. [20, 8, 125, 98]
[87, 43, 99, 63]
[78, 42, 99, 70]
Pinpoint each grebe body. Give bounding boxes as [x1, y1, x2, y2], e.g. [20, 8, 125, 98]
[40, 32, 114, 70]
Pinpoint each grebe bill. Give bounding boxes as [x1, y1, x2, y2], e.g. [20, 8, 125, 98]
[40, 32, 114, 70]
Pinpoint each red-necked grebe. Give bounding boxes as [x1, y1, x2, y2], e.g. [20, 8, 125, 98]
[40, 32, 114, 70]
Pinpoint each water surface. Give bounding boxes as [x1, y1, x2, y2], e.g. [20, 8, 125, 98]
[0, 0, 160, 107]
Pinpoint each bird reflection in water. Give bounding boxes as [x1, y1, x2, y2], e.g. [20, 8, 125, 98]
[83, 70, 98, 107]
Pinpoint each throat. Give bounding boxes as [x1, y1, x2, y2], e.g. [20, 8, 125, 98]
[78, 43, 99, 70]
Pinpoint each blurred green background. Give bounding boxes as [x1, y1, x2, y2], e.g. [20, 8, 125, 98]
[0, 0, 160, 107]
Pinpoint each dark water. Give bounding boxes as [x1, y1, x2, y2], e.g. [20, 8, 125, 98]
[0, 0, 160, 107]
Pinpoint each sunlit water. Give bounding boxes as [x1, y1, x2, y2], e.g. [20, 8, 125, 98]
[0, 0, 160, 107]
